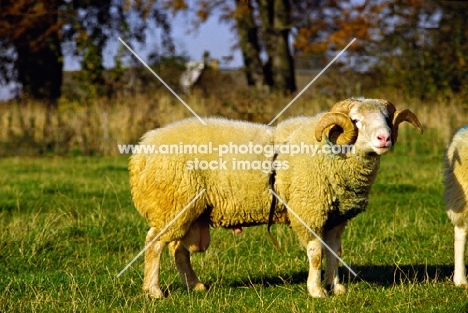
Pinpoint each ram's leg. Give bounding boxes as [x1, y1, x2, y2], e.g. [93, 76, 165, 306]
[454, 225, 468, 286]
[168, 220, 210, 292]
[306, 239, 327, 298]
[169, 241, 208, 292]
[143, 227, 167, 298]
[324, 222, 347, 295]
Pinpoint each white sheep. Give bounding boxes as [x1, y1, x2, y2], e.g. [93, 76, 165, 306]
[128, 98, 423, 298]
[444, 126, 468, 286]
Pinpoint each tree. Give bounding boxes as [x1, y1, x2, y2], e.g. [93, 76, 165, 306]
[292, 0, 382, 61]
[0, 0, 63, 100]
[0, 0, 174, 100]
[257, 0, 296, 93]
[424, 1, 468, 96]
[234, 0, 263, 88]
[291, 0, 468, 98]
[164, 0, 296, 93]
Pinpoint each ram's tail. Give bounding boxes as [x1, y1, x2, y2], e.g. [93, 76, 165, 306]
[128, 153, 147, 210]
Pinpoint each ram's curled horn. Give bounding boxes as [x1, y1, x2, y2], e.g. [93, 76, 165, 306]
[315, 98, 360, 145]
[329, 98, 361, 113]
[392, 109, 424, 144]
[315, 112, 358, 145]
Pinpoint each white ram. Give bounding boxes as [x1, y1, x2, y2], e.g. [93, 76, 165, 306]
[444, 126, 468, 286]
[128, 98, 423, 298]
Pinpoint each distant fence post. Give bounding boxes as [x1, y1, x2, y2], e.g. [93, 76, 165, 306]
[102, 112, 109, 156]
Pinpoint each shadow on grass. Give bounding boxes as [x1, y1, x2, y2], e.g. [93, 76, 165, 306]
[226, 264, 454, 288]
[349, 264, 454, 286]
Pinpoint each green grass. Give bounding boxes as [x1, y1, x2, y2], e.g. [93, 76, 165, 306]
[1, 135, 468, 312]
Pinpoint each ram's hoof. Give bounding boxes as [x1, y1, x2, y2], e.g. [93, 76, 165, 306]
[332, 283, 347, 295]
[192, 282, 208, 292]
[145, 286, 165, 299]
[308, 286, 327, 298]
[454, 279, 468, 288]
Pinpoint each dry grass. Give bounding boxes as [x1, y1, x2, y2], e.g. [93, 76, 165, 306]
[1, 82, 467, 156]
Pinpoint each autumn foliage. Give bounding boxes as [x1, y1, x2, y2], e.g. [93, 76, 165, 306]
[0, 0, 467, 101]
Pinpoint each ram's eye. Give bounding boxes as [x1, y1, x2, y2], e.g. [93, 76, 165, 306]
[352, 119, 358, 124]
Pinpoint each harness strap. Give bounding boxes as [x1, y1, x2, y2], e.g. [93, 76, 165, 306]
[267, 153, 283, 254]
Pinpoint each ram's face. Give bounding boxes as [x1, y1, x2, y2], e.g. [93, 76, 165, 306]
[349, 101, 392, 155]
[315, 98, 423, 154]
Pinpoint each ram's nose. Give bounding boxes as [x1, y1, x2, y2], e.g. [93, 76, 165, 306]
[371, 130, 392, 153]
[376, 134, 391, 147]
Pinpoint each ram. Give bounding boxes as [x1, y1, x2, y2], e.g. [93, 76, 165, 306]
[128, 98, 423, 298]
[444, 126, 468, 287]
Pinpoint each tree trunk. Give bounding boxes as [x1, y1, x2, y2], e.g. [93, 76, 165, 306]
[14, 0, 63, 101]
[257, 0, 296, 94]
[271, 0, 296, 93]
[234, 0, 264, 89]
[256, 0, 274, 87]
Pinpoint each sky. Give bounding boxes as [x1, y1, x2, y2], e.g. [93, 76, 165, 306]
[0, 13, 243, 100]
[65, 13, 243, 71]
[160, 14, 244, 68]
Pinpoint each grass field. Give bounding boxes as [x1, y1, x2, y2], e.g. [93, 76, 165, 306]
[1, 125, 468, 312]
